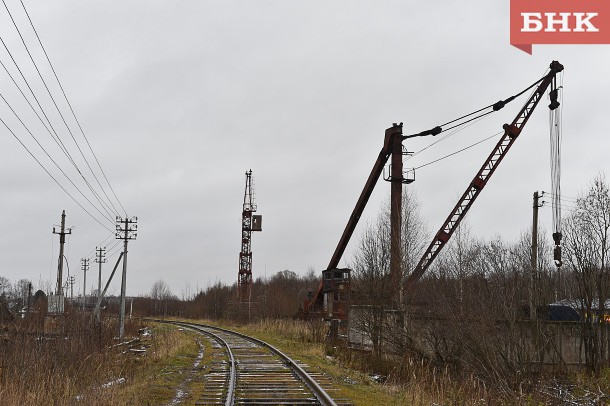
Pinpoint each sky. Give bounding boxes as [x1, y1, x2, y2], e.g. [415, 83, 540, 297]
[0, 1, 608, 297]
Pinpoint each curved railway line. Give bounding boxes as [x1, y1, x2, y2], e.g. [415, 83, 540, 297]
[155, 320, 352, 406]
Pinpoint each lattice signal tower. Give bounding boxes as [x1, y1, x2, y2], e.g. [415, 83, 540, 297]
[238, 170, 262, 302]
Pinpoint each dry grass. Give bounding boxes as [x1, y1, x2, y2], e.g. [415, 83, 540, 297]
[111, 324, 203, 405]
[198, 318, 405, 405]
[0, 314, 198, 405]
[8, 313, 600, 405]
[0, 312, 132, 405]
[198, 318, 517, 405]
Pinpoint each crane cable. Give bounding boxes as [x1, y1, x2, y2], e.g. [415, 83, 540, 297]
[549, 72, 563, 267]
[403, 74, 547, 139]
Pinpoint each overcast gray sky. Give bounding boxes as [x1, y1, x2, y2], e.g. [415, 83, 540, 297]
[0, 1, 608, 297]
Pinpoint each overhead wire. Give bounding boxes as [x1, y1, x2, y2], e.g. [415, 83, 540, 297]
[0, 0, 129, 241]
[542, 192, 578, 203]
[81, 231, 115, 260]
[0, 91, 115, 224]
[0, 39, 116, 223]
[106, 239, 124, 258]
[18, 0, 127, 216]
[1, 1, 133, 296]
[406, 114, 492, 161]
[0, 37, 74, 159]
[0, 116, 113, 231]
[1, 0, 121, 219]
[412, 130, 503, 171]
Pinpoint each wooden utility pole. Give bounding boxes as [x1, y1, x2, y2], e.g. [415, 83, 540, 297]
[390, 126, 403, 309]
[53, 210, 72, 296]
[81, 258, 89, 310]
[116, 216, 137, 339]
[530, 191, 541, 320]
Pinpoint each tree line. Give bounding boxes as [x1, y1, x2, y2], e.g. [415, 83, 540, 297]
[349, 173, 610, 387]
[2, 174, 608, 390]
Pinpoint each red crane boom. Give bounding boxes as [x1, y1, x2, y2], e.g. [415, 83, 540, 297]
[304, 61, 563, 319]
[404, 60, 564, 292]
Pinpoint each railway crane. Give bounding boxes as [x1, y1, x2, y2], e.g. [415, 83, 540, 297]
[304, 61, 564, 330]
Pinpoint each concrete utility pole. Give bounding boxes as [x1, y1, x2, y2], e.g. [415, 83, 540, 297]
[81, 258, 89, 311]
[69, 276, 75, 299]
[94, 247, 106, 317]
[53, 210, 72, 296]
[116, 216, 137, 339]
[530, 191, 541, 320]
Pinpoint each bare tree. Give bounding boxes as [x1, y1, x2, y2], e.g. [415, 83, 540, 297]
[563, 174, 610, 373]
[150, 279, 173, 316]
[349, 189, 427, 358]
[0, 276, 10, 300]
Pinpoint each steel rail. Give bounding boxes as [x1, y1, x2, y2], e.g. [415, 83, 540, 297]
[200, 323, 339, 406]
[177, 323, 236, 406]
[154, 319, 338, 406]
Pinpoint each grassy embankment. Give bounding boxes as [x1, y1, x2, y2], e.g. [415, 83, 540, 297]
[7, 315, 603, 405]
[190, 317, 609, 405]
[0, 316, 208, 406]
[188, 318, 488, 405]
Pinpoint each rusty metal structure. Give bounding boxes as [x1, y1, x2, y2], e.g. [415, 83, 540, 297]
[305, 123, 415, 323]
[238, 170, 262, 303]
[404, 60, 564, 293]
[305, 60, 564, 326]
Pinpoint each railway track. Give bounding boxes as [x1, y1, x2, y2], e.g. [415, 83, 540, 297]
[156, 320, 351, 406]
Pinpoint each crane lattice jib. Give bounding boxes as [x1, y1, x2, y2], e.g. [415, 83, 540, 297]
[238, 170, 256, 302]
[404, 61, 564, 292]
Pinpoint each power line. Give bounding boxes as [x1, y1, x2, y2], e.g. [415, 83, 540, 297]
[413, 131, 503, 171]
[406, 114, 491, 161]
[82, 232, 115, 260]
[0, 37, 74, 159]
[0, 91, 115, 224]
[1, 0, 121, 218]
[542, 192, 579, 203]
[0, 4, 128, 229]
[18, 0, 127, 216]
[0, 116, 113, 231]
[0, 41, 116, 221]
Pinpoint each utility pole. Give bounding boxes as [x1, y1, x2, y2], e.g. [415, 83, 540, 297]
[69, 276, 75, 300]
[53, 210, 72, 296]
[116, 216, 137, 339]
[530, 191, 541, 320]
[389, 125, 404, 310]
[94, 247, 106, 320]
[27, 282, 32, 316]
[81, 258, 89, 311]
